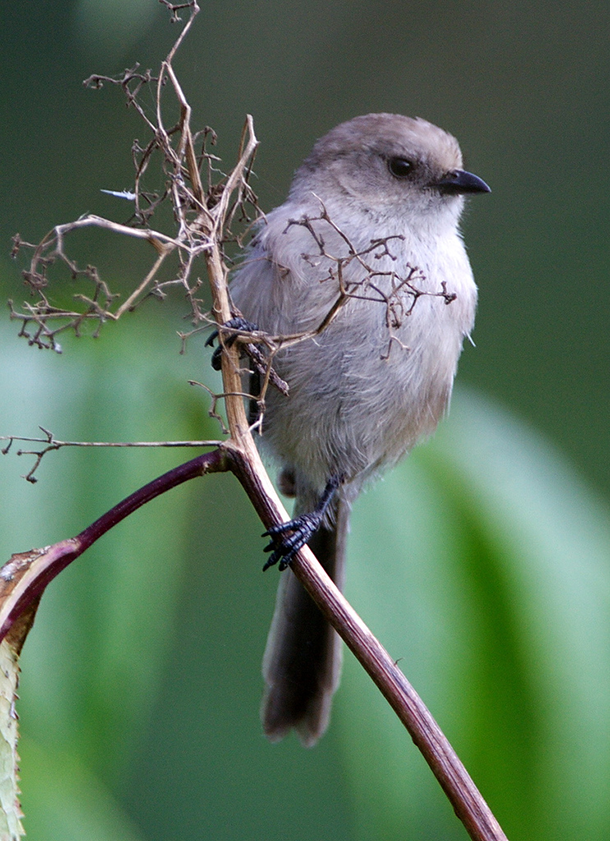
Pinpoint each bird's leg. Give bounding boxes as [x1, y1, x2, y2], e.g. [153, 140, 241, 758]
[205, 317, 258, 371]
[262, 475, 343, 571]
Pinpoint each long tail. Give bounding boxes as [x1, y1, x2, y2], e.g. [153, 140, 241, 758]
[261, 496, 350, 746]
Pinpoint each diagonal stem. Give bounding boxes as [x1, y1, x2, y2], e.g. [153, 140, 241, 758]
[229, 447, 509, 841]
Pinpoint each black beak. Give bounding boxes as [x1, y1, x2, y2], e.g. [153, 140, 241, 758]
[435, 169, 491, 195]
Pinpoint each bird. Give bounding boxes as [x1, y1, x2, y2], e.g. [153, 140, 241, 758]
[223, 113, 490, 746]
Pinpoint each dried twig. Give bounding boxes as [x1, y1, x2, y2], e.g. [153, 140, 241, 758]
[0, 428, 223, 482]
[10, 3, 259, 353]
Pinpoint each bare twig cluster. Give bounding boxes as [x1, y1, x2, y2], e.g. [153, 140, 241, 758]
[283, 204, 457, 358]
[9, 2, 259, 353]
[206, 201, 459, 432]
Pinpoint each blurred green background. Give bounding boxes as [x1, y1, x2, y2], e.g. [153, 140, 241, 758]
[1, 1, 610, 839]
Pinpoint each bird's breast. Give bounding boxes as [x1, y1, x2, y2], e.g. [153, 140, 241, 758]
[231, 211, 477, 489]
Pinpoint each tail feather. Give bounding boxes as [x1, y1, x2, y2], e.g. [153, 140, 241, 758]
[261, 497, 350, 746]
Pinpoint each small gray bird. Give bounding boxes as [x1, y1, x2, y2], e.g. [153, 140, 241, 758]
[227, 113, 489, 746]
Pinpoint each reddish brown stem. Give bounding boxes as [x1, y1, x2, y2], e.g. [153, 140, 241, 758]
[0, 448, 227, 641]
[77, 448, 228, 551]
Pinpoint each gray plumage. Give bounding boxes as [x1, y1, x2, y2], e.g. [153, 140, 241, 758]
[229, 113, 488, 745]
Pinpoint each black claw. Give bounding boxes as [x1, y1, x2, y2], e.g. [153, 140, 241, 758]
[211, 346, 223, 371]
[206, 317, 258, 370]
[262, 553, 281, 572]
[260, 476, 343, 571]
[205, 316, 258, 360]
[204, 330, 218, 348]
[261, 513, 322, 571]
[204, 329, 222, 370]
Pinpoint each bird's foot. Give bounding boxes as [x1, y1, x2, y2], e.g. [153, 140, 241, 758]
[262, 512, 323, 571]
[205, 317, 258, 370]
[262, 475, 343, 571]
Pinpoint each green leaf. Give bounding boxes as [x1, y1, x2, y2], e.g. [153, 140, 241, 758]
[0, 638, 26, 841]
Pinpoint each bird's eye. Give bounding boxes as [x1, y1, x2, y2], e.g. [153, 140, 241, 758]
[388, 157, 413, 178]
